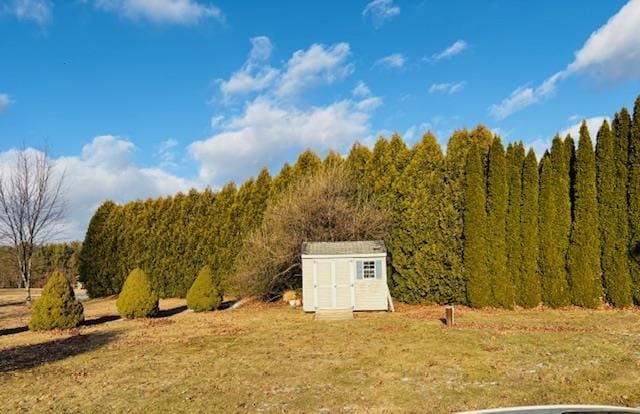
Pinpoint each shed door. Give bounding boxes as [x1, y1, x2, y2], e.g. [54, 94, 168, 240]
[313, 259, 354, 310]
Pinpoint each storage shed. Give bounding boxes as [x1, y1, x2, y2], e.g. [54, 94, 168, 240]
[301, 240, 393, 312]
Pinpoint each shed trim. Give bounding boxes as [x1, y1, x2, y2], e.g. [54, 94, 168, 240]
[301, 252, 388, 259]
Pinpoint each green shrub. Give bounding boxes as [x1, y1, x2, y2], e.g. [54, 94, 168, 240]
[186, 266, 222, 312]
[29, 272, 84, 331]
[116, 268, 159, 319]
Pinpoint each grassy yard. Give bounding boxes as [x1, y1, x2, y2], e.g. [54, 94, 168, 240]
[1, 291, 640, 413]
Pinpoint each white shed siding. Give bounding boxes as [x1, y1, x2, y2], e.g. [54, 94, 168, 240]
[354, 280, 388, 310]
[302, 258, 314, 312]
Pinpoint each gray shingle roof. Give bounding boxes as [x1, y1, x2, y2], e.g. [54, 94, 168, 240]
[301, 240, 386, 255]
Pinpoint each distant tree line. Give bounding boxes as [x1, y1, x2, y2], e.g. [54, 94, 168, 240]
[0, 242, 82, 288]
[80, 95, 640, 308]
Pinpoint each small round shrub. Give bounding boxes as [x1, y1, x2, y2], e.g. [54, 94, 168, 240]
[29, 272, 84, 331]
[116, 268, 159, 319]
[186, 266, 222, 312]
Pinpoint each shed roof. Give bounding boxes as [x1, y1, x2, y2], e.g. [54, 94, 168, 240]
[301, 240, 386, 256]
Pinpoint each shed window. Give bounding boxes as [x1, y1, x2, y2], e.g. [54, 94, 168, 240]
[363, 261, 376, 279]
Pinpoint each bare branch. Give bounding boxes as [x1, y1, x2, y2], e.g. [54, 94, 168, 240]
[0, 146, 67, 300]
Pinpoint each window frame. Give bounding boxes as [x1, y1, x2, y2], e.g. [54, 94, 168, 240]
[362, 260, 376, 279]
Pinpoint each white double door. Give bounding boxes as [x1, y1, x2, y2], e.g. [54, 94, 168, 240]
[313, 259, 355, 310]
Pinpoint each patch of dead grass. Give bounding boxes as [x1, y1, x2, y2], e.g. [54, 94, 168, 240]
[1, 290, 640, 413]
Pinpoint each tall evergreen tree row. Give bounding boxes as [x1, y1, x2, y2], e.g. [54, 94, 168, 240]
[80, 95, 640, 308]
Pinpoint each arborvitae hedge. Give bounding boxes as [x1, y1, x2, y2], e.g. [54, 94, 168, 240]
[486, 138, 512, 307]
[627, 100, 640, 304]
[79, 201, 117, 297]
[518, 149, 540, 308]
[186, 266, 222, 312]
[391, 133, 462, 304]
[346, 142, 372, 183]
[597, 119, 632, 307]
[567, 123, 601, 308]
[506, 142, 524, 306]
[116, 268, 159, 319]
[541, 137, 571, 308]
[463, 143, 490, 307]
[79, 95, 640, 308]
[29, 272, 84, 331]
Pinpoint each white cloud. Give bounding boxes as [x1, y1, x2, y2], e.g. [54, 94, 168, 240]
[210, 114, 224, 128]
[567, 0, 640, 81]
[489, 0, 640, 119]
[429, 40, 468, 61]
[489, 85, 536, 120]
[355, 96, 383, 111]
[0, 94, 13, 112]
[218, 36, 279, 99]
[190, 97, 376, 183]
[352, 81, 371, 98]
[5, 0, 52, 24]
[275, 42, 353, 98]
[218, 39, 353, 101]
[559, 116, 610, 140]
[373, 53, 405, 69]
[488, 71, 565, 120]
[200, 38, 380, 185]
[428, 81, 466, 95]
[0, 136, 196, 241]
[155, 138, 179, 167]
[95, 0, 224, 24]
[362, 0, 400, 27]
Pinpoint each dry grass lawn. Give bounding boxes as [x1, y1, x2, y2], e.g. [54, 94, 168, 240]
[1, 290, 640, 413]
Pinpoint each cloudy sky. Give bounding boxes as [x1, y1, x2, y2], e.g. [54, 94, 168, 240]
[1, 0, 639, 240]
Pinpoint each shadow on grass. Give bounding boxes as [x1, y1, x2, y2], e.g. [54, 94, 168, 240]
[0, 331, 117, 373]
[218, 300, 237, 310]
[0, 325, 29, 336]
[156, 305, 187, 318]
[81, 315, 120, 327]
[0, 301, 26, 308]
[0, 314, 123, 337]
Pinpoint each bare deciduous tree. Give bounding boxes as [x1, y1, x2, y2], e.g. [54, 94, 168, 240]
[233, 167, 392, 299]
[0, 148, 66, 301]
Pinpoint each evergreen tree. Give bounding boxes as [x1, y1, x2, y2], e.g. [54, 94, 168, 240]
[293, 149, 322, 179]
[29, 272, 84, 330]
[366, 134, 409, 208]
[506, 142, 524, 305]
[116, 268, 159, 319]
[345, 142, 372, 183]
[539, 137, 571, 307]
[518, 148, 541, 308]
[391, 134, 463, 304]
[567, 122, 601, 308]
[366, 137, 391, 200]
[486, 137, 512, 307]
[212, 183, 237, 290]
[186, 266, 222, 312]
[628, 98, 640, 304]
[445, 126, 493, 305]
[463, 143, 490, 307]
[564, 135, 576, 220]
[79, 200, 118, 297]
[271, 163, 294, 197]
[323, 150, 344, 169]
[388, 133, 411, 173]
[597, 118, 632, 307]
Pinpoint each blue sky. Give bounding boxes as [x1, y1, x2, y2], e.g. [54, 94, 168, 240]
[1, 0, 639, 240]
